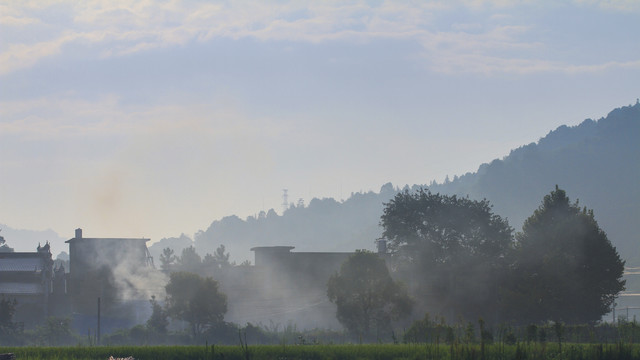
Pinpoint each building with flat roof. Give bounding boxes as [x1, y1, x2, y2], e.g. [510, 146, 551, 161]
[0, 243, 67, 327]
[65, 228, 155, 331]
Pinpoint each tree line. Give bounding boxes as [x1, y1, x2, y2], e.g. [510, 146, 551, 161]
[0, 186, 626, 345]
[133, 185, 627, 342]
[150, 185, 624, 343]
[326, 186, 625, 340]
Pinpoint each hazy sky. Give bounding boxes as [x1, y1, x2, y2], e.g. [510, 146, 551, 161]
[1, 0, 639, 245]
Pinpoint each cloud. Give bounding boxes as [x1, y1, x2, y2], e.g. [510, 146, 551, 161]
[0, 15, 41, 26]
[0, 94, 285, 143]
[0, 1, 638, 76]
[574, 0, 640, 12]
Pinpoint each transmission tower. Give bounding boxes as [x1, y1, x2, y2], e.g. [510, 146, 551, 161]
[282, 189, 289, 214]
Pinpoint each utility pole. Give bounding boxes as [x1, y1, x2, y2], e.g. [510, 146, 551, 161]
[97, 297, 101, 345]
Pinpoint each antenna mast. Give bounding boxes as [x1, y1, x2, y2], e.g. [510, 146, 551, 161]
[282, 189, 289, 214]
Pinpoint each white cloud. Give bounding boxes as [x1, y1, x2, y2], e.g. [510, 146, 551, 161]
[0, 1, 638, 75]
[574, 0, 640, 12]
[0, 94, 285, 143]
[0, 15, 41, 26]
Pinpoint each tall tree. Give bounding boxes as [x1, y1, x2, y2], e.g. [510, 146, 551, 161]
[165, 272, 227, 337]
[508, 186, 625, 324]
[0, 230, 14, 253]
[213, 244, 231, 267]
[380, 188, 514, 322]
[178, 246, 202, 274]
[146, 295, 168, 334]
[203, 244, 231, 271]
[0, 296, 19, 345]
[159, 247, 177, 272]
[327, 250, 412, 340]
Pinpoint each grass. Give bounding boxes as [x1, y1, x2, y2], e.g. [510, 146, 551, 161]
[3, 342, 640, 360]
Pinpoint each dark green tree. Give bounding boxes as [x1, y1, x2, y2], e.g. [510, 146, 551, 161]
[203, 244, 232, 271]
[0, 296, 20, 345]
[146, 295, 168, 334]
[165, 272, 227, 337]
[327, 250, 412, 340]
[0, 296, 17, 326]
[0, 230, 14, 252]
[380, 188, 514, 322]
[32, 317, 75, 346]
[507, 186, 625, 324]
[159, 247, 177, 272]
[213, 244, 231, 267]
[178, 246, 202, 274]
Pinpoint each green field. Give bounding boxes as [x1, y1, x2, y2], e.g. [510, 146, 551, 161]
[3, 343, 640, 360]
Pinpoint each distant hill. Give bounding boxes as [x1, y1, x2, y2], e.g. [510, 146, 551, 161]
[185, 184, 398, 263]
[6, 102, 639, 266]
[0, 224, 67, 256]
[430, 101, 639, 264]
[189, 101, 639, 265]
[147, 233, 194, 264]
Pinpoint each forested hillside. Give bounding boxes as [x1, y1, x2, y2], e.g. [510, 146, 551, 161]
[185, 184, 398, 263]
[173, 101, 639, 265]
[431, 101, 639, 264]
[0, 224, 66, 254]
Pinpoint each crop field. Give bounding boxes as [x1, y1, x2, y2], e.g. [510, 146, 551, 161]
[3, 343, 640, 360]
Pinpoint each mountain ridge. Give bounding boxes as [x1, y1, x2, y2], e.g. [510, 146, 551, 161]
[187, 101, 639, 264]
[4, 101, 638, 265]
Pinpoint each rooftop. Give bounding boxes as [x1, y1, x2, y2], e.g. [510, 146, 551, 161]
[0, 255, 46, 272]
[65, 237, 150, 244]
[65, 228, 149, 244]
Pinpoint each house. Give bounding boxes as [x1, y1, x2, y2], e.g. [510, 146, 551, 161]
[65, 228, 156, 332]
[215, 246, 355, 329]
[0, 243, 67, 327]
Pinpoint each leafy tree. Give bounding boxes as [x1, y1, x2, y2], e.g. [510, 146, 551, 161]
[159, 247, 177, 271]
[380, 188, 513, 322]
[165, 272, 227, 337]
[327, 250, 412, 340]
[506, 186, 625, 324]
[213, 244, 231, 267]
[178, 246, 202, 274]
[203, 244, 232, 270]
[146, 295, 168, 334]
[31, 317, 75, 346]
[0, 230, 14, 252]
[0, 296, 16, 324]
[0, 296, 20, 345]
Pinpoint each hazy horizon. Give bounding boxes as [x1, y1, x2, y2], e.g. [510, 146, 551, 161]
[2, 1, 639, 245]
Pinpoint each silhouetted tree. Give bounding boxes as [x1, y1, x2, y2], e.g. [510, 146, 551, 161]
[165, 272, 227, 337]
[0, 230, 14, 252]
[146, 295, 168, 334]
[213, 244, 231, 267]
[159, 247, 177, 271]
[0, 296, 20, 345]
[505, 186, 625, 324]
[32, 317, 75, 346]
[203, 244, 232, 271]
[178, 246, 202, 273]
[327, 250, 412, 340]
[380, 188, 514, 322]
